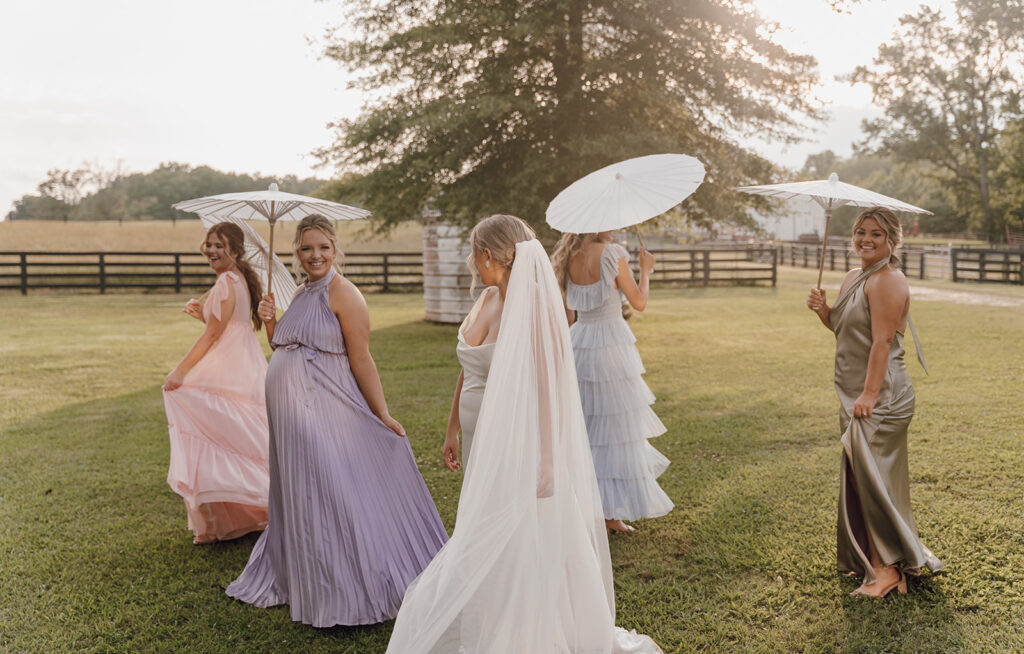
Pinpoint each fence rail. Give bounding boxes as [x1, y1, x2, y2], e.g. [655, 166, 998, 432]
[777, 243, 1024, 285]
[951, 249, 1024, 284]
[635, 247, 777, 286]
[1, 247, 778, 295]
[0, 251, 424, 295]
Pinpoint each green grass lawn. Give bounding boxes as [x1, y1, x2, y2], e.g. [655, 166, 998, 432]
[2, 267, 1023, 653]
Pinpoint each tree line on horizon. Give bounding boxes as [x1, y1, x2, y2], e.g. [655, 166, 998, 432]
[11, 0, 1024, 243]
[6, 163, 326, 224]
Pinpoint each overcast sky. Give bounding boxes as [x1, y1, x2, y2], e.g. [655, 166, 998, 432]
[1, 0, 956, 219]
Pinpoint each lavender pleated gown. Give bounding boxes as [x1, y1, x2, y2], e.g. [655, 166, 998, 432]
[226, 268, 448, 627]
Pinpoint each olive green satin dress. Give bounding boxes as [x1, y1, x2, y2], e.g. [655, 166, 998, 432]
[830, 259, 943, 585]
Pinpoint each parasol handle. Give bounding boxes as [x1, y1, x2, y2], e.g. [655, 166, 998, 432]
[633, 224, 646, 251]
[817, 208, 832, 291]
[267, 223, 275, 299]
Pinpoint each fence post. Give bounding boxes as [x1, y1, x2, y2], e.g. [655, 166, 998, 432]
[174, 254, 182, 293]
[99, 253, 106, 294]
[702, 250, 710, 286]
[951, 249, 959, 282]
[844, 249, 850, 271]
[20, 253, 27, 295]
[979, 251, 986, 281]
[771, 247, 778, 287]
[900, 252, 907, 274]
[691, 251, 697, 282]
[830, 248, 835, 271]
[382, 253, 390, 292]
[920, 251, 926, 280]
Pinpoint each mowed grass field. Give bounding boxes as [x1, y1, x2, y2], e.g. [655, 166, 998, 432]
[2, 266, 1023, 652]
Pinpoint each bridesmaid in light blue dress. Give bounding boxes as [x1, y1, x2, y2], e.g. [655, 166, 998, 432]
[226, 215, 447, 627]
[552, 232, 674, 533]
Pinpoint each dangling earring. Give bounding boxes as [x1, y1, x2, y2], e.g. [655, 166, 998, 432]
[485, 260, 490, 269]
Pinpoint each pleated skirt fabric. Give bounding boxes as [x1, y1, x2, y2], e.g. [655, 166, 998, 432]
[226, 345, 449, 627]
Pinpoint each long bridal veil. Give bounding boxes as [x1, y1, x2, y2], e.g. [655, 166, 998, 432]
[387, 239, 661, 654]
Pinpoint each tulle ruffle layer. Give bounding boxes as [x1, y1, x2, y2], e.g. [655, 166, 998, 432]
[591, 439, 670, 481]
[571, 318, 637, 349]
[585, 407, 666, 447]
[598, 474, 675, 522]
[565, 243, 629, 313]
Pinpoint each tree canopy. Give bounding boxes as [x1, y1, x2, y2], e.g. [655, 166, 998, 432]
[317, 0, 823, 234]
[850, 0, 1024, 241]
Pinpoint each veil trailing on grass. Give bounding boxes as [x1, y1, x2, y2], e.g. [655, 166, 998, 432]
[386, 239, 661, 654]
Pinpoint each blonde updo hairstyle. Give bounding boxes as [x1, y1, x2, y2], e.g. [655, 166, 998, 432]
[852, 206, 903, 265]
[292, 214, 345, 279]
[465, 214, 536, 295]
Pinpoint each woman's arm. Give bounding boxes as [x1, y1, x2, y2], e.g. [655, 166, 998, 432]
[443, 370, 465, 471]
[164, 284, 234, 390]
[807, 270, 860, 332]
[259, 293, 277, 344]
[616, 249, 654, 312]
[854, 271, 908, 418]
[330, 278, 405, 436]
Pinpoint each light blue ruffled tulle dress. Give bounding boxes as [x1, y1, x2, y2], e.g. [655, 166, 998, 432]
[566, 243, 674, 521]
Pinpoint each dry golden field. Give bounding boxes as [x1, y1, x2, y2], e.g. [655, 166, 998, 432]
[0, 220, 424, 253]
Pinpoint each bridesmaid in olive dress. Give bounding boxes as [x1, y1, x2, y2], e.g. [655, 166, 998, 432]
[807, 207, 942, 598]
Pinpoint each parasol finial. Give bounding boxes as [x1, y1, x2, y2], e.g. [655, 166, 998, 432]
[828, 173, 838, 183]
[269, 182, 279, 192]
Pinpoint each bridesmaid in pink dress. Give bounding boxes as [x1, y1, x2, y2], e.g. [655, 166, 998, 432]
[162, 222, 271, 544]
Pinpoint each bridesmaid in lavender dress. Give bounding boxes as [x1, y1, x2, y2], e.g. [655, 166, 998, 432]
[226, 215, 448, 627]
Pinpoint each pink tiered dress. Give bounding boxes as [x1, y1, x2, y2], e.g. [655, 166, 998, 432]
[163, 271, 270, 543]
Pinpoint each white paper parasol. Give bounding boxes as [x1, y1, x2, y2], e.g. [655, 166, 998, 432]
[198, 213, 298, 311]
[546, 154, 706, 245]
[174, 183, 370, 295]
[735, 173, 933, 288]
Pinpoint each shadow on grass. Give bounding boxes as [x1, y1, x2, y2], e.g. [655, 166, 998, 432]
[608, 394, 967, 652]
[837, 572, 962, 652]
[0, 386, 400, 652]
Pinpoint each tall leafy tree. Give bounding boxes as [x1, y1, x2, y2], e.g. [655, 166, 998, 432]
[850, 0, 1024, 241]
[317, 0, 822, 233]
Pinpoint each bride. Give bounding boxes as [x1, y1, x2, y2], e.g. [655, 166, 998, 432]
[388, 214, 661, 654]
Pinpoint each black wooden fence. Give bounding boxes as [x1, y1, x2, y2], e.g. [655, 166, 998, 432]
[0, 251, 424, 295]
[1, 247, 778, 295]
[778, 243, 933, 280]
[778, 242, 1024, 285]
[951, 249, 1024, 284]
[638, 246, 777, 286]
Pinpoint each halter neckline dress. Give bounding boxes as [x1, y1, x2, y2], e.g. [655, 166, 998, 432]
[830, 258, 942, 584]
[226, 268, 448, 626]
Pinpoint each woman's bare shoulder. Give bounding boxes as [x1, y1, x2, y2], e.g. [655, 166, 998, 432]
[328, 273, 366, 312]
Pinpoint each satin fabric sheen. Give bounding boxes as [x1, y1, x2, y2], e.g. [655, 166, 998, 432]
[162, 270, 270, 542]
[456, 291, 495, 470]
[830, 259, 943, 585]
[226, 267, 448, 626]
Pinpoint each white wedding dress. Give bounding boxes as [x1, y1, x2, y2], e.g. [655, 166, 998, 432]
[386, 239, 662, 654]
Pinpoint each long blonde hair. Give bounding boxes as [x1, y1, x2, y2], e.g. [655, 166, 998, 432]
[465, 214, 536, 294]
[852, 207, 903, 265]
[292, 214, 345, 279]
[550, 232, 607, 292]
